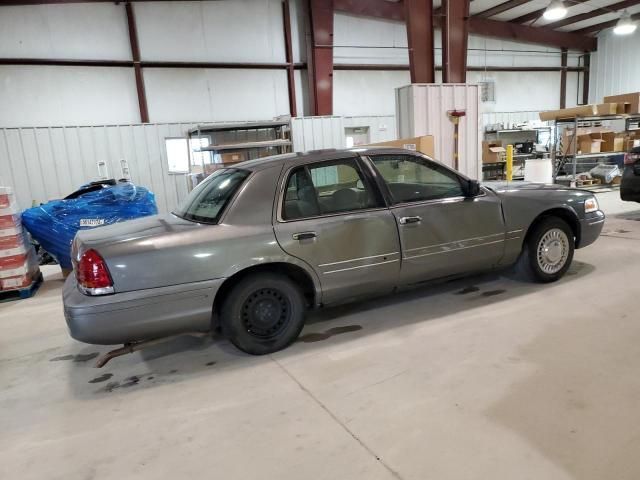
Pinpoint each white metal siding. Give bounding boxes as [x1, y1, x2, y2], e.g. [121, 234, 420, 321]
[396, 84, 482, 179]
[590, 31, 640, 102]
[291, 115, 397, 152]
[0, 123, 199, 214]
[291, 116, 345, 151]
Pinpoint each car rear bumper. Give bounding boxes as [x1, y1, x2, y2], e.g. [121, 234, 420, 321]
[578, 210, 605, 248]
[63, 274, 225, 345]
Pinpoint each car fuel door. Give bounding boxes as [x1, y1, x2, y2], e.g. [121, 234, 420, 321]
[273, 155, 401, 305]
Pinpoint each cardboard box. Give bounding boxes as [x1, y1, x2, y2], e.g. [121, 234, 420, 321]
[539, 103, 619, 121]
[578, 136, 604, 154]
[482, 140, 506, 163]
[604, 92, 640, 114]
[561, 127, 624, 155]
[600, 132, 626, 152]
[219, 152, 247, 164]
[367, 135, 436, 158]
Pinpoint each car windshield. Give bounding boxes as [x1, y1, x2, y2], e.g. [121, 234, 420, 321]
[173, 168, 250, 224]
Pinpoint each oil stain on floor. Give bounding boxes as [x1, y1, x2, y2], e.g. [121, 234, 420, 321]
[456, 286, 480, 295]
[298, 325, 363, 343]
[50, 352, 99, 363]
[481, 289, 506, 297]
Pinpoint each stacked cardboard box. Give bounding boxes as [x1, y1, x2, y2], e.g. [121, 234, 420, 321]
[482, 140, 506, 163]
[561, 127, 627, 155]
[0, 187, 40, 292]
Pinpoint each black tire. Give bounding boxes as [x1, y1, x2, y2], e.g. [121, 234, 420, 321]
[515, 216, 575, 283]
[220, 273, 306, 355]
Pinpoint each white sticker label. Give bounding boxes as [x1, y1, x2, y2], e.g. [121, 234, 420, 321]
[80, 219, 105, 227]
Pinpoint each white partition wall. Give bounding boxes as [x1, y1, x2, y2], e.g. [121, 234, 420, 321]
[0, 123, 198, 214]
[395, 84, 482, 180]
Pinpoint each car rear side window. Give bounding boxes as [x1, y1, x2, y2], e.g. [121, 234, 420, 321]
[370, 154, 464, 204]
[282, 158, 381, 220]
[173, 168, 249, 224]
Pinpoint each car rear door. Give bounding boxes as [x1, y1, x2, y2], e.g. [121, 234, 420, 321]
[273, 154, 400, 305]
[365, 152, 506, 285]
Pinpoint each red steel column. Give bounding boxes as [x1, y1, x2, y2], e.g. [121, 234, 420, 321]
[307, 0, 333, 115]
[442, 0, 470, 83]
[125, 1, 149, 123]
[282, 0, 297, 117]
[405, 0, 435, 83]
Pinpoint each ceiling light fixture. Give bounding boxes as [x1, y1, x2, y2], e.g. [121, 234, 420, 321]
[543, 0, 568, 20]
[613, 10, 637, 35]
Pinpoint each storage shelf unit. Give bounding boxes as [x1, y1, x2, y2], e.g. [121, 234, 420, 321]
[551, 114, 640, 181]
[187, 120, 292, 182]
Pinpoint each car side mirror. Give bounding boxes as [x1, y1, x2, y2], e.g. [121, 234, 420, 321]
[464, 179, 481, 197]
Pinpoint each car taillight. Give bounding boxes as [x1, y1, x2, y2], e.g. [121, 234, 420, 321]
[76, 249, 114, 295]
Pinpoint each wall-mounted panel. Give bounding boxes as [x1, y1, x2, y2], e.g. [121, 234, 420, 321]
[144, 68, 290, 123]
[135, 0, 286, 63]
[0, 66, 140, 128]
[0, 3, 130, 60]
[467, 70, 563, 113]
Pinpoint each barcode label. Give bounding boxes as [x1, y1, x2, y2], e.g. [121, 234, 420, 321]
[79, 219, 105, 227]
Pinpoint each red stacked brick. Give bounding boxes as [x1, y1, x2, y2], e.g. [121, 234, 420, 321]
[0, 187, 40, 291]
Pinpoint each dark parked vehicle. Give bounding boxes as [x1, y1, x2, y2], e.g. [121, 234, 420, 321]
[64, 148, 604, 355]
[621, 146, 640, 202]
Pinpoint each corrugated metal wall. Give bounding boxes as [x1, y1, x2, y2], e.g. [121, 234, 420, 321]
[590, 32, 640, 102]
[396, 84, 482, 179]
[291, 115, 397, 151]
[0, 123, 198, 213]
[0, 115, 400, 215]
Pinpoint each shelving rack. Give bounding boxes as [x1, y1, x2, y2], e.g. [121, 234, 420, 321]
[551, 114, 640, 183]
[187, 120, 292, 181]
[483, 125, 552, 181]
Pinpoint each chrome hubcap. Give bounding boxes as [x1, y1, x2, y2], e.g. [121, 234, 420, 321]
[537, 228, 569, 274]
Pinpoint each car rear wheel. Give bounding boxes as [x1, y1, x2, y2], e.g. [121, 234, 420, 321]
[516, 216, 574, 283]
[220, 273, 306, 355]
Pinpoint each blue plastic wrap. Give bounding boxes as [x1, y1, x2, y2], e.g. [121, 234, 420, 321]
[21, 182, 158, 269]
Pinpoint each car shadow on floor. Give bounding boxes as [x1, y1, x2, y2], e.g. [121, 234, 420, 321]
[62, 261, 595, 398]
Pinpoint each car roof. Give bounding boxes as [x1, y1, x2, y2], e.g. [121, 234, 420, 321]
[233, 147, 424, 171]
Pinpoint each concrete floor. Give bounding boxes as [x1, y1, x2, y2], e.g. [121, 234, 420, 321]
[2, 191, 640, 480]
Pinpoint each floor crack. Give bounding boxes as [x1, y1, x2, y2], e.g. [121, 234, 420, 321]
[271, 356, 404, 480]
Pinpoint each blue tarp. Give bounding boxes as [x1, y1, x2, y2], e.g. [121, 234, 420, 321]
[21, 182, 157, 269]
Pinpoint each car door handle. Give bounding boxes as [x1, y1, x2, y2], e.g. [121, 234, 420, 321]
[292, 231, 317, 240]
[399, 216, 422, 225]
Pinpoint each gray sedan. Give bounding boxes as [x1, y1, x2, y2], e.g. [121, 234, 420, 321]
[63, 148, 604, 355]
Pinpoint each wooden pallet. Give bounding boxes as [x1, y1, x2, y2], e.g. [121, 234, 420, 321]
[576, 178, 602, 187]
[0, 272, 43, 303]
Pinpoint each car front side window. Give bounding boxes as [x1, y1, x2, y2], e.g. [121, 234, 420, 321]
[370, 154, 465, 204]
[282, 158, 381, 221]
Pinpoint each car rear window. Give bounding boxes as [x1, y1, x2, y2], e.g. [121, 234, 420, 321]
[173, 168, 249, 224]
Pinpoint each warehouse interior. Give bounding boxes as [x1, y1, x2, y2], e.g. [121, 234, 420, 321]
[2, 0, 640, 478]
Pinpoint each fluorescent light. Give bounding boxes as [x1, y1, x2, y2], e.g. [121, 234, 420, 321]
[543, 0, 567, 20]
[614, 10, 637, 35]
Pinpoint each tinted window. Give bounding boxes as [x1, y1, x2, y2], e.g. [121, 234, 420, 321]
[283, 158, 380, 220]
[371, 154, 464, 203]
[174, 168, 249, 223]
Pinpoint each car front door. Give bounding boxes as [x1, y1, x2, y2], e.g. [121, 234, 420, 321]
[274, 154, 401, 305]
[366, 153, 506, 285]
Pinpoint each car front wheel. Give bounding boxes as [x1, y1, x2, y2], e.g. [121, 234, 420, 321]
[516, 216, 575, 283]
[220, 273, 306, 355]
